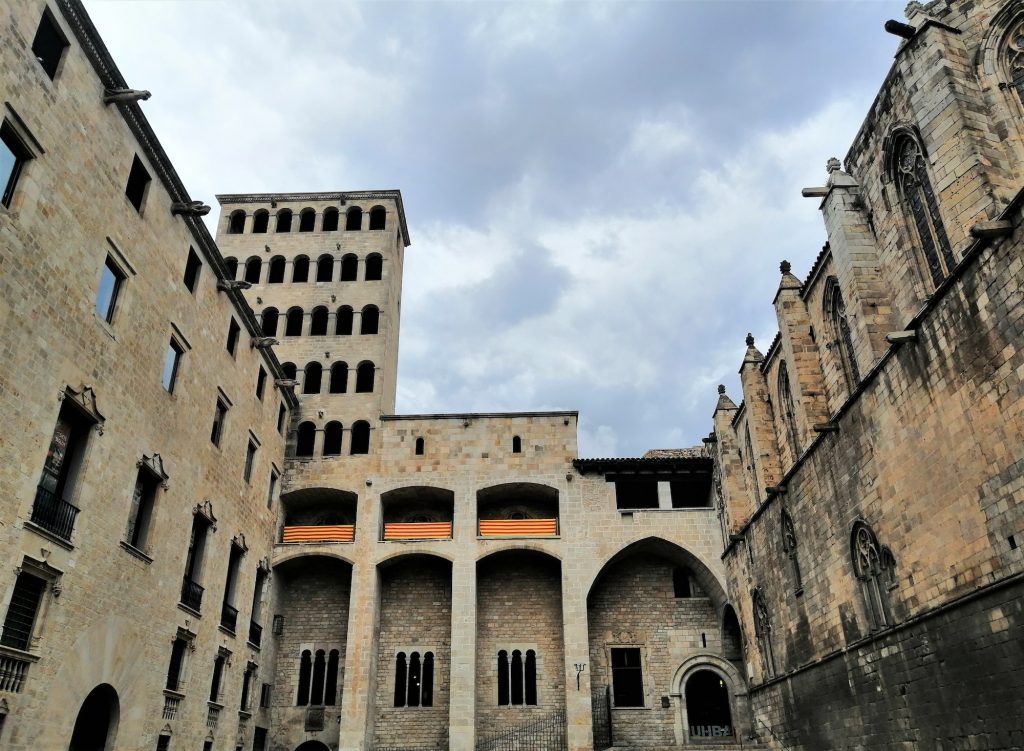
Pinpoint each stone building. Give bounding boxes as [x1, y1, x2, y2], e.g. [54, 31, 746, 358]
[0, 1, 1020, 751]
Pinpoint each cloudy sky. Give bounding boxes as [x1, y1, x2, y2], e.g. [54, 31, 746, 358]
[85, 0, 906, 457]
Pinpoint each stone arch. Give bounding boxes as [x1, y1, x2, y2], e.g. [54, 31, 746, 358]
[272, 548, 356, 570]
[295, 742, 331, 751]
[68, 683, 119, 750]
[476, 545, 562, 564]
[671, 655, 748, 744]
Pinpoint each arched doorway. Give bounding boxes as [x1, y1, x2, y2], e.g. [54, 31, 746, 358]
[68, 683, 119, 751]
[684, 669, 733, 741]
[295, 742, 331, 751]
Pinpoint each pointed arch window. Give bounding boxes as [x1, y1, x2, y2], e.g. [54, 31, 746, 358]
[743, 426, 760, 505]
[780, 509, 802, 596]
[891, 132, 954, 288]
[751, 587, 775, 679]
[824, 278, 860, 392]
[777, 361, 800, 462]
[1006, 21, 1024, 105]
[851, 521, 896, 631]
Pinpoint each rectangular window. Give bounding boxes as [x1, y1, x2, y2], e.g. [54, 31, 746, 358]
[210, 653, 227, 703]
[1, 121, 32, 208]
[221, 543, 244, 633]
[33, 404, 91, 540]
[162, 339, 183, 393]
[125, 155, 150, 212]
[614, 480, 659, 510]
[267, 468, 279, 509]
[253, 727, 268, 751]
[256, 366, 267, 400]
[181, 514, 211, 611]
[166, 636, 188, 691]
[241, 664, 255, 710]
[31, 9, 69, 81]
[259, 683, 272, 709]
[0, 572, 46, 651]
[610, 648, 644, 707]
[244, 439, 258, 483]
[125, 466, 161, 552]
[183, 247, 202, 293]
[95, 256, 125, 324]
[226, 318, 240, 356]
[211, 399, 228, 446]
[277, 404, 287, 435]
[156, 736, 170, 751]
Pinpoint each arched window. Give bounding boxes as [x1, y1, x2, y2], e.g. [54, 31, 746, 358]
[224, 257, 238, 280]
[777, 361, 800, 461]
[329, 362, 348, 394]
[285, 308, 304, 337]
[282, 362, 297, 380]
[276, 209, 293, 233]
[415, 437, 424, 456]
[310, 306, 329, 336]
[335, 306, 354, 336]
[721, 605, 743, 662]
[297, 650, 312, 705]
[512, 436, 522, 454]
[261, 307, 279, 337]
[311, 649, 326, 705]
[252, 210, 269, 234]
[295, 422, 316, 458]
[851, 521, 896, 630]
[824, 278, 860, 391]
[244, 256, 261, 284]
[350, 420, 370, 455]
[303, 363, 322, 394]
[323, 421, 343, 456]
[365, 253, 383, 281]
[743, 426, 760, 505]
[316, 254, 334, 282]
[322, 207, 339, 232]
[268, 256, 286, 284]
[394, 651, 433, 707]
[356, 362, 375, 393]
[325, 650, 339, 705]
[369, 206, 386, 230]
[228, 209, 245, 234]
[340, 254, 358, 282]
[497, 649, 537, 706]
[345, 206, 362, 231]
[299, 208, 316, 232]
[781, 509, 803, 595]
[673, 567, 692, 598]
[891, 131, 954, 288]
[751, 588, 775, 679]
[360, 305, 379, 335]
[292, 255, 310, 283]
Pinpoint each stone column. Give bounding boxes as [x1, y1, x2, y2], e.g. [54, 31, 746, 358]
[562, 574, 593, 751]
[338, 559, 381, 751]
[656, 482, 673, 510]
[312, 426, 325, 458]
[448, 551, 477, 751]
[302, 313, 313, 337]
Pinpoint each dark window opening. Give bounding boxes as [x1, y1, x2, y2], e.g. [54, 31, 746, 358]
[295, 422, 316, 458]
[893, 135, 954, 288]
[303, 363, 322, 394]
[125, 155, 151, 212]
[415, 437, 424, 456]
[524, 650, 537, 705]
[34, 402, 92, 539]
[261, 308, 279, 337]
[614, 480, 659, 510]
[315, 254, 333, 282]
[322, 207, 339, 232]
[244, 257, 261, 284]
[226, 318, 240, 356]
[1, 121, 33, 208]
[299, 209, 316, 232]
[394, 652, 407, 707]
[669, 475, 713, 508]
[244, 439, 258, 483]
[282, 362, 297, 380]
[211, 398, 228, 446]
[345, 207, 362, 231]
[336, 306, 354, 335]
[257, 366, 267, 400]
[275, 209, 292, 233]
[162, 339, 183, 392]
[224, 257, 238, 280]
[183, 247, 202, 293]
[182, 513, 211, 610]
[310, 306, 328, 336]
[685, 670, 733, 740]
[611, 647, 644, 707]
[407, 651, 421, 707]
[277, 403, 287, 435]
[228, 210, 246, 234]
[355, 362, 375, 393]
[252, 210, 269, 234]
[325, 650, 339, 705]
[0, 571, 46, 651]
[260, 683, 272, 709]
[329, 362, 348, 394]
[165, 636, 188, 691]
[285, 308, 303, 337]
[340, 254, 358, 281]
[95, 256, 125, 324]
[498, 649, 537, 706]
[311, 650, 326, 705]
[350, 421, 370, 455]
[369, 206, 386, 230]
[512, 436, 522, 454]
[297, 650, 312, 705]
[510, 650, 523, 705]
[323, 422, 343, 456]
[497, 650, 509, 706]
[31, 9, 69, 80]
[210, 653, 226, 702]
[292, 256, 309, 283]
[267, 256, 285, 283]
[360, 305, 379, 335]
[673, 567, 692, 598]
[365, 253, 383, 281]
[394, 651, 433, 707]
[267, 468, 278, 508]
[126, 465, 161, 551]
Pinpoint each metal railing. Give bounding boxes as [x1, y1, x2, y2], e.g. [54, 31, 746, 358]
[0, 653, 30, 693]
[475, 708, 566, 751]
[180, 576, 204, 611]
[591, 687, 612, 750]
[162, 695, 180, 720]
[220, 603, 238, 633]
[248, 620, 263, 647]
[206, 705, 220, 728]
[30, 485, 79, 541]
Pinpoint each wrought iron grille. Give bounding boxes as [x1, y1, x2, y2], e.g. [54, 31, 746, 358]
[248, 620, 263, 647]
[591, 687, 613, 751]
[30, 485, 79, 541]
[180, 576, 204, 611]
[220, 602, 238, 633]
[475, 708, 566, 751]
[161, 695, 180, 720]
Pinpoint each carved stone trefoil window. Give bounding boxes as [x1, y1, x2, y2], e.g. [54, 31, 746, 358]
[751, 587, 776, 680]
[780, 509, 803, 596]
[851, 520, 896, 631]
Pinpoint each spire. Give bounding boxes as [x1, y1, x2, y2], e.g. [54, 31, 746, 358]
[715, 384, 737, 412]
[825, 156, 858, 189]
[777, 259, 803, 294]
[743, 333, 764, 366]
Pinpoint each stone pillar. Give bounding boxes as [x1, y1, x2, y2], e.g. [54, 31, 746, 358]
[448, 552, 476, 751]
[338, 560, 381, 751]
[562, 572, 593, 751]
[711, 386, 749, 534]
[302, 312, 313, 337]
[737, 335, 782, 500]
[312, 426, 325, 458]
[656, 482, 673, 510]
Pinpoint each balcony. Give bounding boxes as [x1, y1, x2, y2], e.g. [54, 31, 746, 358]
[248, 621, 263, 648]
[383, 522, 452, 541]
[479, 518, 558, 538]
[180, 576, 204, 612]
[281, 524, 354, 544]
[0, 649, 34, 693]
[29, 485, 79, 542]
[220, 603, 238, 634]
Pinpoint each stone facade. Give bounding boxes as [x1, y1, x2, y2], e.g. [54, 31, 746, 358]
[0, 1, 1022, 751]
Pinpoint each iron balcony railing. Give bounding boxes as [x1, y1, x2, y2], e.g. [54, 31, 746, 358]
[30, 485, 79, 541]
[221, 603, 238, 633]
[180, 576, 204, 612]
[248, 620, 263, 648]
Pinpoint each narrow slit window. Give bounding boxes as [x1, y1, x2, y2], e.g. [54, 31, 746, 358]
[211, 398, 228, 446]
[95, 256, 125, 324]
[183, 247, 202, 293]
[125, 155, 151, 213]
[226, 318, 240, 356]
[244, 439, 258, 483]
[162, 339, 183, 393]
[125, 465, 161, 551]
[1, 121, 33, 208]
[256, 366, 267, 400]
[31, 9, 69, 81]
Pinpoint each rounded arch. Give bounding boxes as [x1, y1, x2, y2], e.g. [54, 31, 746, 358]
[295, 421, 316, 457]
[355, 361, 375, 393]
[329, 361, 349, 393]
[227, 209, 245, 234]
[369, 205, 387, 230]
[310, 306, 329, 336]
[276, 208, 293, 233]
[267, 255, 286, 284]
[285, 307, 304, 337]
[360, 305, 379, 335]
[273, 549, 355, 571]
[294, 742, 332, 751]
[223, 256, 238, 280]
[299, 207, 316, 232]
[345, 206, 363, 231]
[303, 362, 322, 394]
[374, 548, 455, 568]
[340, 253, 359, 281]
[316, 253, 334, 282]
[243, 256, 261, 284]
[322, 207, 340, 232]
[323, 421, 343, 456]
[335, 305, 354, 335]
[252, 209, 269, 234]
[476, 543, 562, 564]
[365, 252, 383, 280]
[585, 536, 728, 612]
[280, 486, 358, 526]
[68, 683, 120, 751]
[260, 307, 279, 337]
[281, 361, 297, 380]
[350, 420, 371, 455]
[672, 656, 746, 743]
[292, 255, 310, 283]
